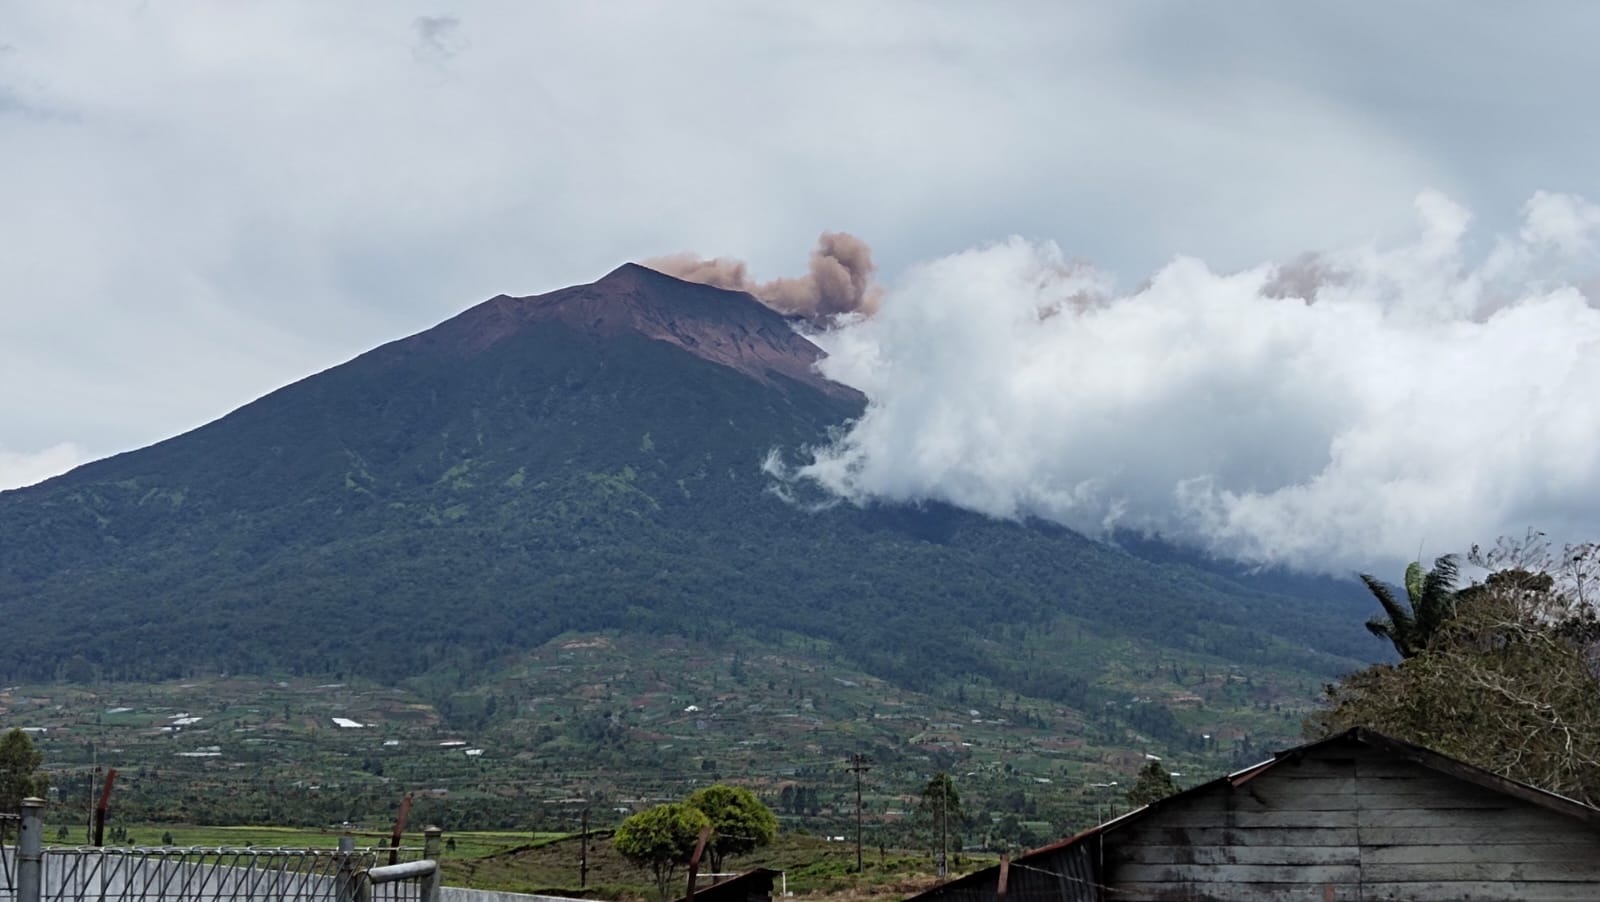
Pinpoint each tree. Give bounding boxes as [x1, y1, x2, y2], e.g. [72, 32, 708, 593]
[1317, 539, 1600, 803]
[613, 802, 711, 901]
[0, 728, 48, 813]
[685, 784, 777, 874]
[1360, 555, 1460, 658]
[1125, 759, 1178, 807]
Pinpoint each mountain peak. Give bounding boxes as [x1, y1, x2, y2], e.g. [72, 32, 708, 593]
[419, 264, 861, 401]
[594, 260, 669, 286]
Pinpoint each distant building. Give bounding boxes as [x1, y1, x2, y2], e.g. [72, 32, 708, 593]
[906, 727, 1600, 901]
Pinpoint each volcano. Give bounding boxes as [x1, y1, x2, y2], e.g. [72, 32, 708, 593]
[0, 265, 1368, 696]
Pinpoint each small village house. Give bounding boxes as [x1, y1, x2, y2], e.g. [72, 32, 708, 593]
[908, 727, 1600, 901]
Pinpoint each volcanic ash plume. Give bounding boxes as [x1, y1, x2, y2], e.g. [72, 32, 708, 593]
[648, 232, 882, 319]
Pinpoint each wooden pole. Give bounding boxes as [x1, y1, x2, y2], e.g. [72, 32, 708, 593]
[685, 823, 712, 902]
[93, 768, 117, 847]
[580, 808, 590, 888]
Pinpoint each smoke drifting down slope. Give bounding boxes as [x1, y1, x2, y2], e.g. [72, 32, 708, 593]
[648, 232, 882, 320]
[769, 191, 1600, 573]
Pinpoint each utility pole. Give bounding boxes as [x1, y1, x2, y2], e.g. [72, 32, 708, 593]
[579, 808, 590, 889]
[938, 781, 948, 879]
[847, 754, 871, 873]
[86, 745, 97, 845]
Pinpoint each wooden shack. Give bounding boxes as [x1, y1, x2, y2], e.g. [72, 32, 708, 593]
[677, 867, 780, 902]
[909, 727, 1600, 901]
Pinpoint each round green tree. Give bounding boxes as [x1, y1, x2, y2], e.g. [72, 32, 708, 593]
[685, 784, 778, 874]
[0, 728, 48, 813]
[614, 802, 712, 901]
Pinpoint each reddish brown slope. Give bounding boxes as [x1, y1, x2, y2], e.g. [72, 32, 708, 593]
[410, 262, 861, 402]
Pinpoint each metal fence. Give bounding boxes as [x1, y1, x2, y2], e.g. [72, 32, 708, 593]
[3, 800, 441, 902]
[1, 814, 18, 899]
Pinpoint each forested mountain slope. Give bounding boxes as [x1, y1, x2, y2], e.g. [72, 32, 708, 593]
[0, 264, 1373, 697]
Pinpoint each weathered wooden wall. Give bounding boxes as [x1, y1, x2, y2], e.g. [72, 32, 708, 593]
[1102, 745, 1600, 901]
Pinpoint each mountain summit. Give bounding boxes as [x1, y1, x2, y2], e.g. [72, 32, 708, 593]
[409, 263, 859, 401]
[0, 265, 1366, 700]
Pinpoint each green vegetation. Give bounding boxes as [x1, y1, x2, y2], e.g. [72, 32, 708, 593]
[444, 828, 968, 900]
[6, 621, 1327, 846]
[917, 772, 964, 868]
[685, 784, 777, 873]
[1124, 759, 1177, 807]
[1317, 535, 1600, 804]
[1359, 555, 1461, 658]
[614, 802, 711, 900]
[1, 727, 48, 811]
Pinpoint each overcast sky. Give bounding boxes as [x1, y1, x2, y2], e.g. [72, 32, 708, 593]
[5, 3, 1599, 570]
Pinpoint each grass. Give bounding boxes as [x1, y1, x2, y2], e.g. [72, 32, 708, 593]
[440, 831, 977, 901]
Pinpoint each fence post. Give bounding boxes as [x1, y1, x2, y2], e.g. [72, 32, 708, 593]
[18, 797, 44, 902]
[336, 834, 357, 902]
[423, 826, 443, 902]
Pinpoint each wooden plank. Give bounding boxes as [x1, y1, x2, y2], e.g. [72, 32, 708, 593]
[1246, 776, 1358, 794]
[1360, 881, 1600, 901]
[1108, 862, 1360, 885]
[1350, 792, 1513, 810]
[1112, 881, 1360, 901]
[1146, 808, 1359, 828]
[1362, 824, 1600, 845]
[1113, 825, 1358, 847]
[1356, 774, 1493, 793]
[1357, 807, 1571, 828]
[1356, 767, 1459, 783]
[1108, 843, 1357, 866]
[1265, 759, 1357, 778]
[1239, 784, 1512, 810]
[1363, 859, 1600, 882]
[1361, 842, 1600, 866]
[1352, 759, 1446, 778]
[1232, 791, 1360, 812]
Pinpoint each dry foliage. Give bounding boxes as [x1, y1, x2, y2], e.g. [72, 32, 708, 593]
[1317, 536, 1600, 804]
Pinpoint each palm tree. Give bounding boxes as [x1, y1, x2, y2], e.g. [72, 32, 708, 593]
[1359, 555, 1460, 658]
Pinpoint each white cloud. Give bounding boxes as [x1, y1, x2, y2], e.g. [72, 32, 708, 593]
[3, 2, 1600, 576]
[781, 193, 1600, 572]
[0, 3, 1475, 461]
[1521, 191, 1600, 256]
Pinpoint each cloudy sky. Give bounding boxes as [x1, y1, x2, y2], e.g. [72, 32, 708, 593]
[4, 3, 1599, 570]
